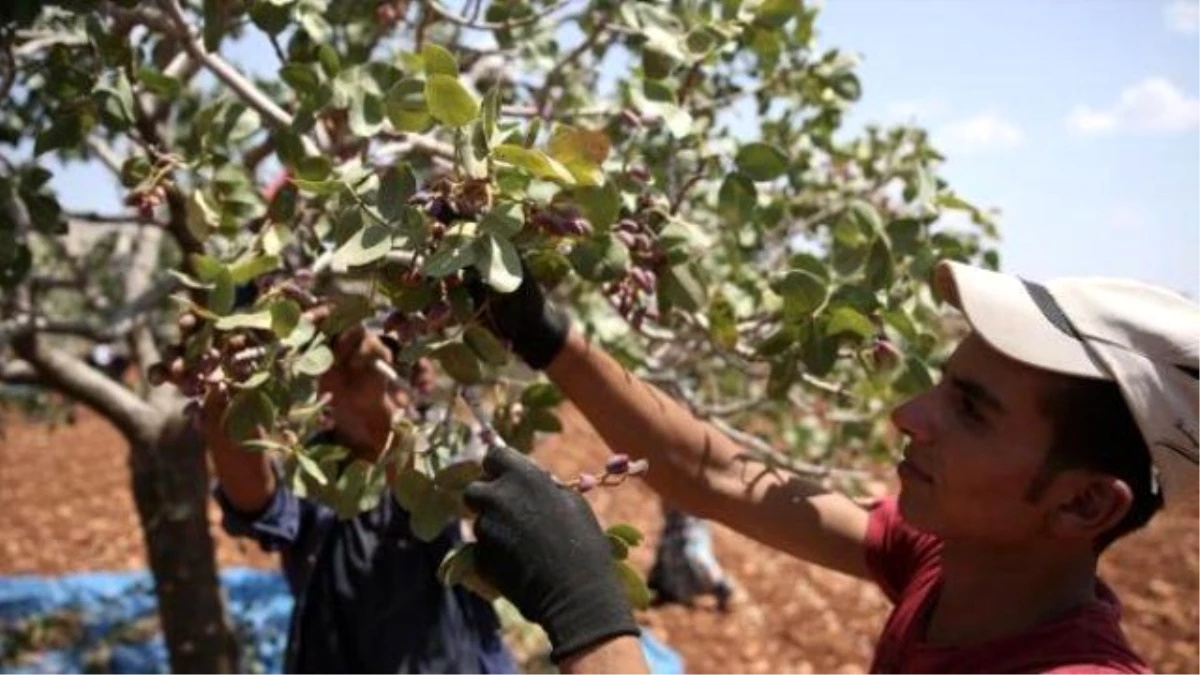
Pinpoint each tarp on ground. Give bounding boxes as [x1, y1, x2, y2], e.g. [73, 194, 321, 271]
[0, 569, 683, 674]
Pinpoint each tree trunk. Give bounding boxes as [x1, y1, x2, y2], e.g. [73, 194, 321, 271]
[129, 409, 238, 673]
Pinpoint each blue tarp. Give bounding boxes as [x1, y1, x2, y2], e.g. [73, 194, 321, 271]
[0, 569, 683, 674]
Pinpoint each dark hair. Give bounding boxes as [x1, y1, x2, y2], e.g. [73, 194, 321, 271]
[1029, 376, 1162, 551]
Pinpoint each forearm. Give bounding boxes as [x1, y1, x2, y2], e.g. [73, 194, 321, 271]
[545, 329, 872, 577]
[208, 433, 275, 514]
[545, 329, 750, 518]
[558, 636, 648, 674]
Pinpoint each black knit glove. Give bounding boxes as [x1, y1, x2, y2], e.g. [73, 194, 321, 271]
[463, 445, 640, 663]
[467, 265, 570, 370]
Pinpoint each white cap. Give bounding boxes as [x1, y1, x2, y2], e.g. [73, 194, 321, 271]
[933, 260, 1199, 508]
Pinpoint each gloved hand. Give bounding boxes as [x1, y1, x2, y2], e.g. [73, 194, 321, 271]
[468, 265, 570, 369]
[464, 445, 640, 663]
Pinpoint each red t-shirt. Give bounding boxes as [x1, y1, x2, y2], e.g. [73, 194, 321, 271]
[864, 498, 1150, 674]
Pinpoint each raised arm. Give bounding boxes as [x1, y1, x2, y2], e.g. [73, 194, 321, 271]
[199, 390, 276, 514]
[546, 329, 872, 580]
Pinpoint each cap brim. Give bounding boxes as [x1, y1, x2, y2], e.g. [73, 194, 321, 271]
[933, 261, 1107, 380]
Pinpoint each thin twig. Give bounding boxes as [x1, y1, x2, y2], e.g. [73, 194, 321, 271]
[534, 21, 608, 119]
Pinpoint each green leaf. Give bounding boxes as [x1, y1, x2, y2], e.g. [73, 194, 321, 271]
[718, 173, 757, 222]
[567, 183, 620, 232]
[423, 236, 477, 278]
[215, 310, 274, 331]
[493, 144, 575, 184]
[348, 91, 386, 138]
[421, 44, 459, 76]
[94, 75, 135, 130]
[825, 306, 874, 340]
[846, 199, 884, 237]
[755, 0, 796, 27]
[393, 466, 433, 512]
[250, 0, 292, 34]
[331, 224, 392, 270]
[658, 264, 706, 312]
[474, 233, 523, 293]
[521, 382, 564, 408]
[865, 238, 894, 290]
[438, 543, 478, 587]
[295, 156, 331, 181]
[894, 355, 935, 398]
[378, 165, 417, 221]
[229, 254, 279, 285]
[800, 320, 838, 376]
[436, 342, 483, 384]
[322, 295, 373, 336]
[268, 183, 298, 223]
[425, 75, 480, 128]
[280, 63, 321, 96]
[34, 116, 82, 156]
[209, 268, 236, 316]
[479, 201, 524, 237]
[185, 191, 217, 243]
[385, 79, 433, 132]
[0, 244, 31, 289]
[708, 292, 738, 350]
[295, 451, 328, 486]
[608, 534, 629, 560]
[137, 67, 181, 98]
[569, 235, 630, 283]
[735, 142, 788, 181]
[225, 390, 276, 444]
[881, 309, 918, 343]
[435, 461, 484, 492]
[464, 325, 509, 366]
[526, 407, 562, 433]
[606, 523, 644, 548]
[613, 560, 651, 610]
[270, 299, 302, 338]
[295, 344, 334, 376]
[547, 126, 611, 186]
[771, 269, 827, 317]
[831, 72, 861, 101]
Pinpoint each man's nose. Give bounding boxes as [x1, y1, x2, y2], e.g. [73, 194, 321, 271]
[890, 394, 934, 445]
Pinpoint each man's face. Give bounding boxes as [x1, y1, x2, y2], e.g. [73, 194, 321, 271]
[890, 332, 1062, 545]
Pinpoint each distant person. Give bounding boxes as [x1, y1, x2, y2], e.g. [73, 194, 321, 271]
[648, 506, 733, 612]
[199, 320, 515, 673]
[458, 260, 1197, 673]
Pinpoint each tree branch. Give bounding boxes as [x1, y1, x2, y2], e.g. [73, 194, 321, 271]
[156, 0, 291, 130]
[427, 0, 572, 30]
[10, 330, 157, 442]
[85, 136, 124, 175]
[124, 225, 165, 375]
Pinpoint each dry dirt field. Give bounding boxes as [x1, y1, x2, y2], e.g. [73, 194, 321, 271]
[1, 405, 1196, 673]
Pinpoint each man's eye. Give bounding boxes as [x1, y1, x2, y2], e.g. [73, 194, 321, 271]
[957, 393, 983, 422]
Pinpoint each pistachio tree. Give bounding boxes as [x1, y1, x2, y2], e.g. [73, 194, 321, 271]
[0, 0, 997, 670]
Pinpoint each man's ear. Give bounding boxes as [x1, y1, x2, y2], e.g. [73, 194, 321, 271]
[1046, 473, 1134, 543]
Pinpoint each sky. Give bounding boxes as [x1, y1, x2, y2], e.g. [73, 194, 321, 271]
[817, 0, 1200, 297]
[43, 0, 1200, 296]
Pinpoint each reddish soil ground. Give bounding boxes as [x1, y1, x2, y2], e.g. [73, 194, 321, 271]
[1, 406, 1196, 673]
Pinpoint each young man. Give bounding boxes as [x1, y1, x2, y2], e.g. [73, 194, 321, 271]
[201, 322, 516, 673]
[462, 259, 1198, 673]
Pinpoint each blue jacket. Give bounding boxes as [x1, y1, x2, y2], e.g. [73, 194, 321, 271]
[216, 479, 516, 673]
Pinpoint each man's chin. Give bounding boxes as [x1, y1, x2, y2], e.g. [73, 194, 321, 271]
[896, 489, 937, 533]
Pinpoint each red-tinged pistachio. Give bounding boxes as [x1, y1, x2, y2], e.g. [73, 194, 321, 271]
[605, 454, 630, 475]
[576, 472, 598, 493]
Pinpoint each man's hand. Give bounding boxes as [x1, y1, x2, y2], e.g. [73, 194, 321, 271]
[319, 323, 402, 457]
[464, 445, 640, 664]
[469, 266, 570, 369]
